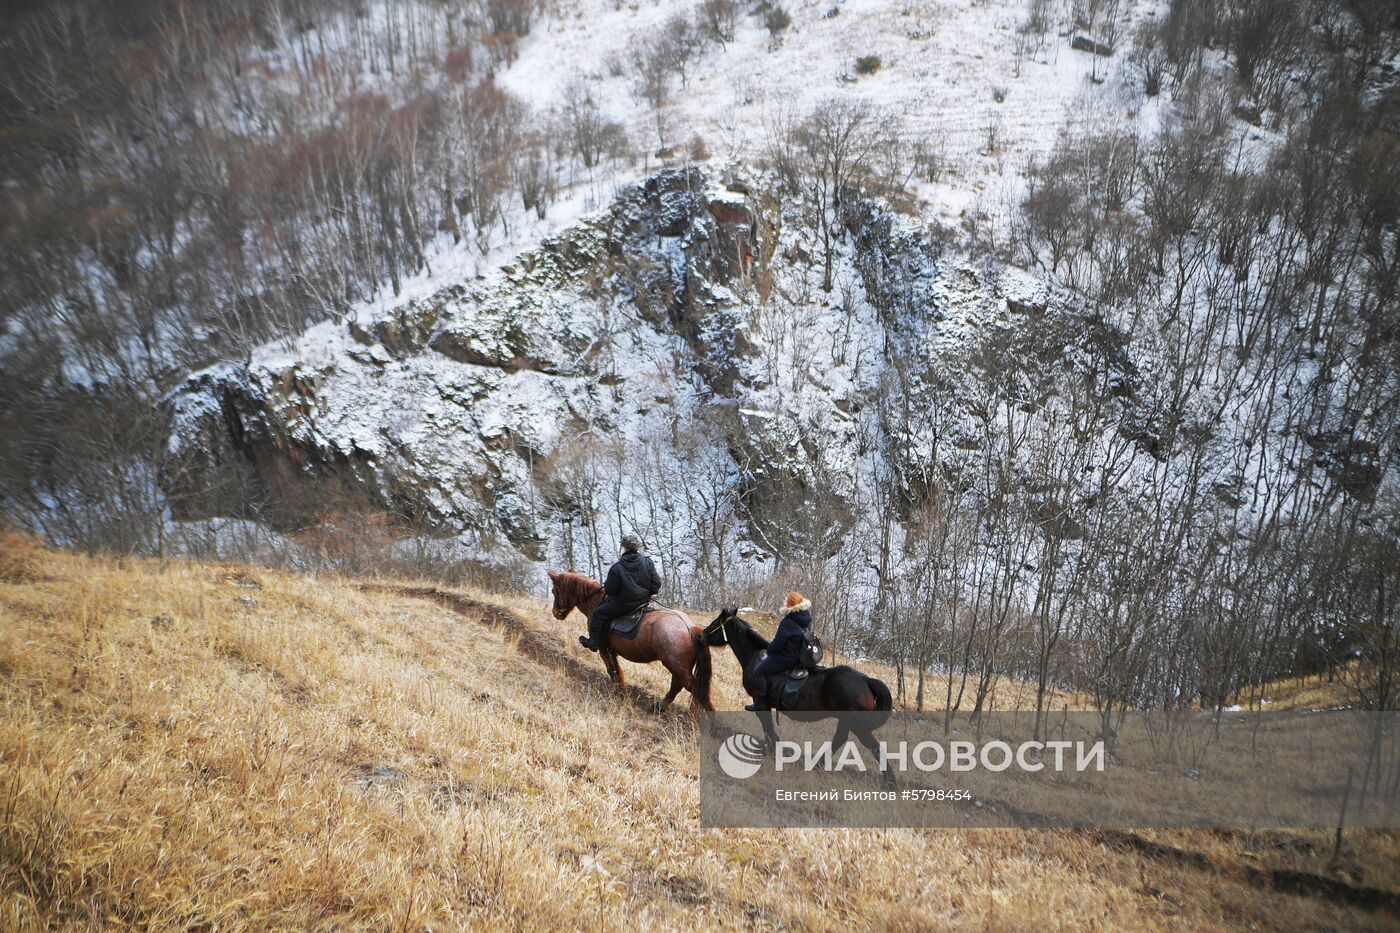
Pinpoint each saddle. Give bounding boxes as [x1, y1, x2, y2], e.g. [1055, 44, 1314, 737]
[748, 650, 812, 711]
[608, 603, 652, 640]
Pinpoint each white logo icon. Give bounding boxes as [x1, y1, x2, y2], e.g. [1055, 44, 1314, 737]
[717, 733, 765, 779]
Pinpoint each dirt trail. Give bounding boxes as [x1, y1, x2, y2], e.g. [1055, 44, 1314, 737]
[1092, 830, 1400, 917]
[364, 584, 697, 722]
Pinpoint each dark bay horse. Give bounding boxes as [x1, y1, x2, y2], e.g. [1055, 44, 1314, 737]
[548, 571, 713, 714]
[702, 607, 893, 764]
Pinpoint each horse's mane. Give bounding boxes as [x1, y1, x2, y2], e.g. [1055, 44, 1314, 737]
[727, 613, 770, 650]
[555, 571, 604, 604]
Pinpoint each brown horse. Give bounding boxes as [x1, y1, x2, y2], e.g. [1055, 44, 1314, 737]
[547, 571, 714, 714]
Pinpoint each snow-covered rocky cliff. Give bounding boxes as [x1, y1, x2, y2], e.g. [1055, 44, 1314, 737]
[162, 166, 1159, 582]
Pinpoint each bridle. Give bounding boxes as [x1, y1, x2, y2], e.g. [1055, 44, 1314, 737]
[703, 607, 753, 646]
[550, 585, 571, 620]
[701, 612, 733, 645]
[549, 574, 594, 620]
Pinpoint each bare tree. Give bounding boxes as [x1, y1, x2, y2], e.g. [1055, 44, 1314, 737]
[557, 84, 629, 172]
[627, 33, 673, 144]
[770, 99, 882, 291]
[697, 0, 739, 48]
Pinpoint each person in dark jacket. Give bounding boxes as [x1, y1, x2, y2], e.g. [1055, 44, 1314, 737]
[746, 591, 813, 710]
[579, 534, 662, 651]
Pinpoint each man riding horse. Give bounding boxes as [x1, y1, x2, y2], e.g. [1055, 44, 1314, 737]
[578, 534, 661, 651]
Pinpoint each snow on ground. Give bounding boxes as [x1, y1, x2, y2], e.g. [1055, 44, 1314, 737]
[348, 0, 1177, 306]
[215, 0, 1182, 360]
[503, 0, 1167, 226]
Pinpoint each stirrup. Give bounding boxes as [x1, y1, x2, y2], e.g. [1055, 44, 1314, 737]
[579, 635, 601, 652]
[745, 702, 769, 712]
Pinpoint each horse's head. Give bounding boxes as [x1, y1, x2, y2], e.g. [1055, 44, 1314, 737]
[546, 571, 573, 620]
[702, 607, 740, 646]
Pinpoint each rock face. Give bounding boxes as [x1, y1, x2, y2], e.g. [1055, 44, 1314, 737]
[161, 167, 1151, 567]
[1070, 33, 1114, 57]
[162, 169, 780, 557]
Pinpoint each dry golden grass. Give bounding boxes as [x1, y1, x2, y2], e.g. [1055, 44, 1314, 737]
[0, 531, 43, 586]
[1247, 668, 1364, 712]
[2, 534, 1397, 930]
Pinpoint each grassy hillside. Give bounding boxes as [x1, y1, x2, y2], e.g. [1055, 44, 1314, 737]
[2, 533, 1398, 930]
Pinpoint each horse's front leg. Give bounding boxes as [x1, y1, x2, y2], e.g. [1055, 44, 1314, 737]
[601, 649, 626, 693]
[752, 709, 780, 749]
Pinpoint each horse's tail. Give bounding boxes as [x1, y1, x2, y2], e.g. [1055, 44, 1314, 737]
[868, 677, 893, 712]
[690, 626, 714, 711]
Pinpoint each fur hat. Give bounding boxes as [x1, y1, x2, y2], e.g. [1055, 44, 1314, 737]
[620, 534, 642, 553]
[781, 591, 811, 615]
